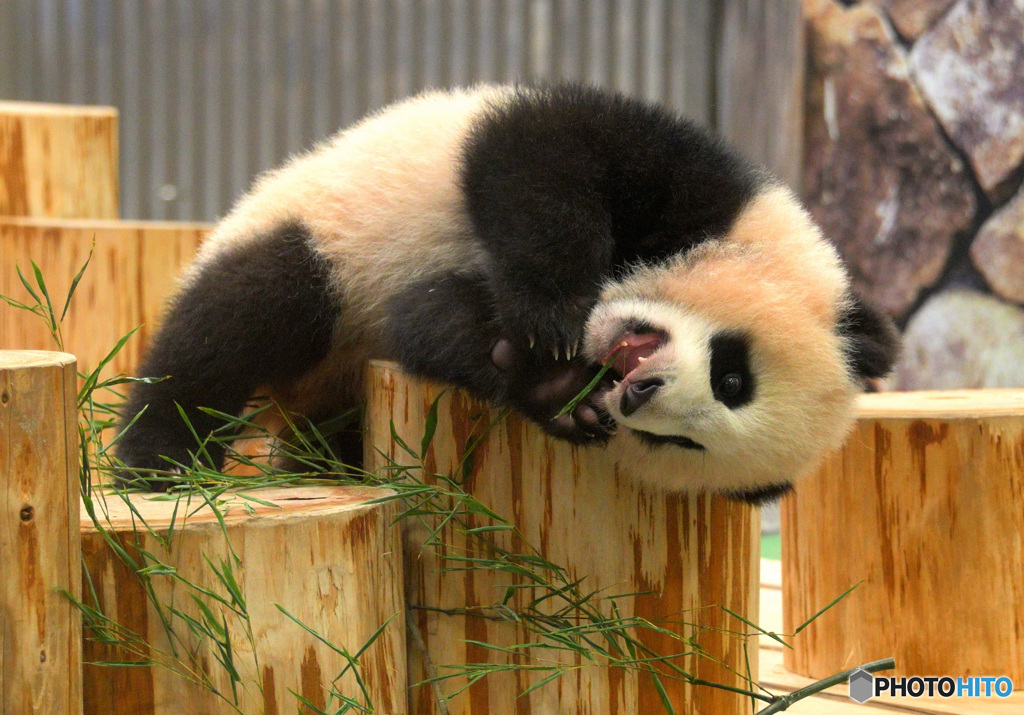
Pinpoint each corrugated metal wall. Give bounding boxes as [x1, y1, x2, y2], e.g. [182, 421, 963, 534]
[0, 0, 801, 222]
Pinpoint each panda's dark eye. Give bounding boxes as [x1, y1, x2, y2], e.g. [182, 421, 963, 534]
[719, 373, 742, 397]
[710, 333, 755, 408]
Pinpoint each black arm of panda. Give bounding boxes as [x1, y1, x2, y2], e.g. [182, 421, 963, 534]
[461, 176, 616, 358]
[386, 272, 614, 443]
[460, 99, 618, 358]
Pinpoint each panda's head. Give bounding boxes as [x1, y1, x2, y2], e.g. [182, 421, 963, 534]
[584, 187, 898, 504]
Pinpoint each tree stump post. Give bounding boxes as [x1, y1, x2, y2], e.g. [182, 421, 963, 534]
[0, 102, 119, 220]
[782, 389, 1024, 680]
[0, 350, 82, 714]
[365, 362, 761, 715]
[80, 486, 407, 714]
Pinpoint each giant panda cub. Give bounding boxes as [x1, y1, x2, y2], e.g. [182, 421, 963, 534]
[116, 83, 898, 502]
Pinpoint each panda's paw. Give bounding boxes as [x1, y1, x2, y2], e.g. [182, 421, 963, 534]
[492, 340, 616, 443]
[542, 396, 617, 445]
[497, 295, 593, 361]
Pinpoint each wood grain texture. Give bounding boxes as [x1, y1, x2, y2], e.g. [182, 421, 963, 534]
[714, 0, 805, 186]
[782, 390, 1024, 681]
[0, 350, 82, 714]
[0, 102, 119, 219]
[758, 560, 1024, 713]
[80, 485, 406, 715]
[364, 362, 761, 715]
[0, 218, 207, 376]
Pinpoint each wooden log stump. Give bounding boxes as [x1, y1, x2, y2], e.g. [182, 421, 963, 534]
[782, 389, 1024, 680]
[0, 350, 82, 714]
[0, 218, 207, 376]
[365, 362, 761, 715]
[0, 102, 119, 219]
[80, 485, 407, 714]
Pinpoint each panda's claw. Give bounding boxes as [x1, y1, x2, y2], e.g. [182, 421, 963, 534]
[529, 334, 536, 349]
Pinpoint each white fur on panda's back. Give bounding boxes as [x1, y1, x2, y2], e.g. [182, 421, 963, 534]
[191, 85, 514, 328]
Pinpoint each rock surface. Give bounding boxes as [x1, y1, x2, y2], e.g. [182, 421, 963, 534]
[909, 0, 1024, 195]
[971, 187, 1024, 305]
[894, 290, 1024, 390]
[868, 0, 956, 41]
[803, 0, 975, 317]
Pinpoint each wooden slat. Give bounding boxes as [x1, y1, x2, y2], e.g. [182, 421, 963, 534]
[0, 102, 119, 219]
[0, 218, 207, 377]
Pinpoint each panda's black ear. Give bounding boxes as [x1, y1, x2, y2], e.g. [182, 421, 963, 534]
[838, 295, 900, 380]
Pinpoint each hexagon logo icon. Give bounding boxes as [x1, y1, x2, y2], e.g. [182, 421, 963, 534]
[849, 668, 874, 703]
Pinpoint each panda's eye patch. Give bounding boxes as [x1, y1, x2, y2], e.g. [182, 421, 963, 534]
[710, 333, 755, 408]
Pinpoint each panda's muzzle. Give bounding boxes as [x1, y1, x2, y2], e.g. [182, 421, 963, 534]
[619, 377, 664, 416]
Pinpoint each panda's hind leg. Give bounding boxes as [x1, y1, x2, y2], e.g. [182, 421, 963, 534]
[115, 221, 340, 488]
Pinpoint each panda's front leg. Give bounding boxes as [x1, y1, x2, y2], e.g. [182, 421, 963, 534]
[387, 273, 615, 443]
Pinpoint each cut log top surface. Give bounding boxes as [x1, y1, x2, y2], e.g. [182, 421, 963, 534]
[81, 485, 394, 531]
[0, 349, 76, 369]
[0, 216, 211, 231]
[0, 100, 118, 117]
[857, 388, 1024, 419]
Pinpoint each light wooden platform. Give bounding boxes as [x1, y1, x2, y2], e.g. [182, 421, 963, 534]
[759, 560, 1023, 713]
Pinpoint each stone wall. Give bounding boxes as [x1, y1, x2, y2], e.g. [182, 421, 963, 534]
[803, 0, 1024, 389]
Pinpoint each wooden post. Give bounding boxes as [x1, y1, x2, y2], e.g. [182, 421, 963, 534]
[0, 218, 207, 376]
[0, 350, 82, 714]
[782, 389, 1024, 679]
[365, 362, 761, 715]
[80, 485, 407, 714]
[0, 102, 119, 219]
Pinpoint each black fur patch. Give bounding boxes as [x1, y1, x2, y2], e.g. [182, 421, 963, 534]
[838, 296, 901, 380]
[709, 332, 755, 408]
[116, 221, 339, 486]
[387, 272, 614, 444]
[459, 83, 764, 356]
[723, 482, 794, 506]
[634, 430, 705, 451]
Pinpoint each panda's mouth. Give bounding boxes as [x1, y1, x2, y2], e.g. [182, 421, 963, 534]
[634, 430, 706, 451]
[630, 426, 704, 448]
[604, 325, 667, 382]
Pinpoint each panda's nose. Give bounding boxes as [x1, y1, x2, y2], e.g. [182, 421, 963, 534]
[620, 378, 664, 417]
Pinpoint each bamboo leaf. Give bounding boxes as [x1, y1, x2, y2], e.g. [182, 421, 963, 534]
[61, 239, 95, 321]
